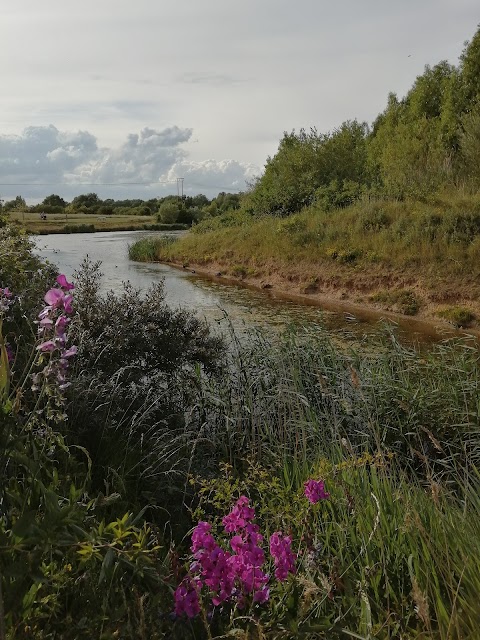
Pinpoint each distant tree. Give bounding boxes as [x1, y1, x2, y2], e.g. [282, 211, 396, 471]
[459, 105, 480, 186]
[459, 25, 480, 112]
[42, 194, 67, 208]
[157, 201, 181, 223]
[71, 193, 102, 212]
[3, 196, 27, 213]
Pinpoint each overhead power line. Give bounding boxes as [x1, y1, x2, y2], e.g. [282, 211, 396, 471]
[0, 180, 179, 186]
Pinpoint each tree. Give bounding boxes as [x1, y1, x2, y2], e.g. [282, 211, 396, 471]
[157, 201, 181, 223]
[71, 193, 102, 211]
[246, 122, 369, 216]
[459, 25, 480, 112]
[3, 196, 26, 213]
[459, 105, 480, 186]
[43, 194, 67, 208]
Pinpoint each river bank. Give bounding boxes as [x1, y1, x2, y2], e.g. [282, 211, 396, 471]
[149, 257, 480, 340]
[9, 212, 189, 234]
[129, 196, 480, 333]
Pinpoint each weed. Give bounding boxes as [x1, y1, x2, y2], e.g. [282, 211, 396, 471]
[438, 306, 476, 327]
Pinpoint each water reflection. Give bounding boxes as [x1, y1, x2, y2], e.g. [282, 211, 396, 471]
[34, 230, 445, 346]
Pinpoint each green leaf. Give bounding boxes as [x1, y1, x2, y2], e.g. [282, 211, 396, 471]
[98, 547, 115, 585]
[12, 511, 39, 540]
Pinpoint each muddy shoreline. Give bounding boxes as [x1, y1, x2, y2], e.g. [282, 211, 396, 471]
[157, 259, 480, 342]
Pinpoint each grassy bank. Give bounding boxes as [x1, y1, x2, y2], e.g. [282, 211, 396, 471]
[129, 193, 480, 327]
[9, 211, 189, 234]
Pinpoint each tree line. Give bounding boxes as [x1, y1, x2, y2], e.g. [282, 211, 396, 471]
[245, 25, 480, 216]
[0, 191, 243, 224]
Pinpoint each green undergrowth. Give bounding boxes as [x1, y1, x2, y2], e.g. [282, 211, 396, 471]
[437, 305, 476, 327]
[3, 225, 480, 638]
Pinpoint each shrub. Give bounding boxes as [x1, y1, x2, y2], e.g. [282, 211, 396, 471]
[66, 258, 225, 518]
[438, 306, 476, 327]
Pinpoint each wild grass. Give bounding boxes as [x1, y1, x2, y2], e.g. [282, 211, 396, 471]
[130, 192, 480, 312]
[179, 325, 480, 638]
[128, 235, 177, 261]
[10, 211, 157, 233]
[188, 325, 480, 483]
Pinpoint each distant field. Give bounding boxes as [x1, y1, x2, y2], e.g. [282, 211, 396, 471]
[9, 212, 157, 234]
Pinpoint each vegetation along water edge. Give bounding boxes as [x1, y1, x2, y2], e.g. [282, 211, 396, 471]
[2, 220, 480, 638]
[129, 27, 480, 331]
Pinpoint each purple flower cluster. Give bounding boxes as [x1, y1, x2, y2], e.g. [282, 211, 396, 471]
[174, 496, 296, 618]
[32, 275, 77, 392]
[1, 288, 15, 369]
[269, 532, 296, 581]
[304, 479, 330, 504]
[0, 287, 13, 315]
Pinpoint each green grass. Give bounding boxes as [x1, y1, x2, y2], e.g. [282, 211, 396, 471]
[10, 211, 157, 233]
[438, 306, 476, 327]
[182, 325, 480, 637]
[9, 212, 189, 235]
[129, 192, 480, 315]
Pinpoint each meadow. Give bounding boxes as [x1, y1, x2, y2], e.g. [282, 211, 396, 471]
[8, 211, 189, 234]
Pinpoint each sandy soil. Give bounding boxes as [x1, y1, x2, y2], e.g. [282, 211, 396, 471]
[160, 258, 480, 340]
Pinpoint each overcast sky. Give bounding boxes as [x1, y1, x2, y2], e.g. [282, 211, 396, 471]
[1, 0, 479, 202]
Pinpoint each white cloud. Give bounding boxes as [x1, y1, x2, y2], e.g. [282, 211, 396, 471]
[161, 159, 259, 193]
[0, 125, 259, 202]
[0, 0, 479, 203]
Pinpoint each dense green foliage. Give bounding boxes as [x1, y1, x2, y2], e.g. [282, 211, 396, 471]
[3, 191, 243, 225]
[244, 26, 480, 216]
[131, 191, 480, 323]
[2, 225, 480, 637]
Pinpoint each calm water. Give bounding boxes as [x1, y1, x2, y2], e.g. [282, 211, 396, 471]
[33, 230, 446, 345]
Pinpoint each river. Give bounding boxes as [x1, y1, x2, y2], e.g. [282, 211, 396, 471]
[33, 230, 447, 345]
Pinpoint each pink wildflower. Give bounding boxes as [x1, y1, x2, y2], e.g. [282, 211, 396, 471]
[56, 274, 74, 291]
[269, 531, 296, 581]
[222, 496, 255, 533]
[44, 287, 65, 307]
[304, 479, 330, 504]
[174, 579, 201, 618]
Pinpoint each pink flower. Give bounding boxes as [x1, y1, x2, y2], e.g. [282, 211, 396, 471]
[56, 274, 74, 291]
[253, 587, 270, 604]
[44, 287, 65, 307]
[62, 345, 78, 358]
[269, 532, 296, 581]
[174, 579, 201, 618]
[37, 340, 56, 352]
[63, 295, 73, 314]
[304, 479, 330, 504]
[5, 343, 14, 364]
[55, 315, 70, 335]
[222, 496, 255, 533]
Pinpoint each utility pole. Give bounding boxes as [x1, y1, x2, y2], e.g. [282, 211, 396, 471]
[176, 177, 184, 201]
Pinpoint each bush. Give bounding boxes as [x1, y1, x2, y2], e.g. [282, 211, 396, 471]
[438, 306, 476, 327]
[66, 259, 225, 518]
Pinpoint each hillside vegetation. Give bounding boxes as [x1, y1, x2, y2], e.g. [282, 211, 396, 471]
[130, 26, 480, 325]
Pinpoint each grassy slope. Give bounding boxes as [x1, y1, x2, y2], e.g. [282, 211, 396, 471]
[131, 194, 480, 326]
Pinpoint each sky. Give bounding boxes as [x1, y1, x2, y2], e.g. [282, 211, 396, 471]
[1, 0, 479, 203]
